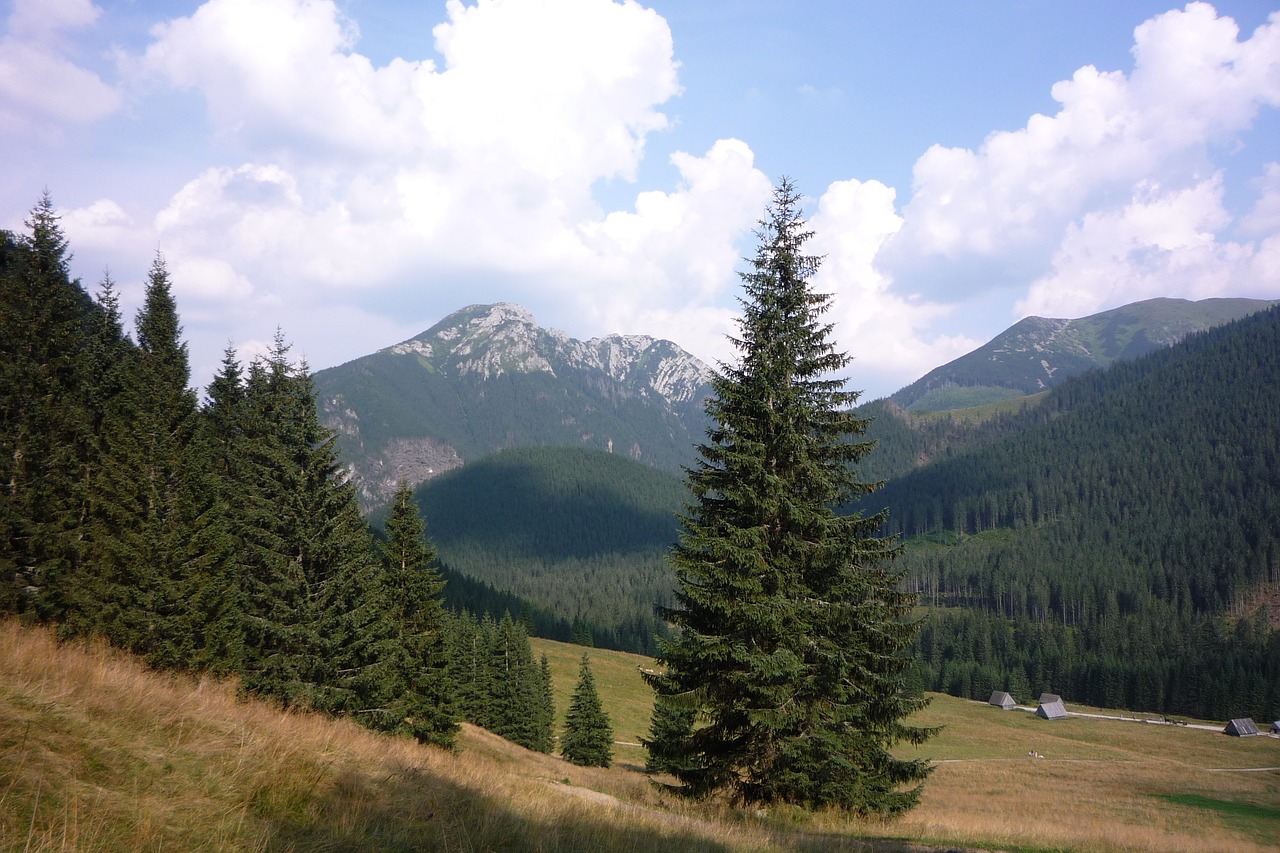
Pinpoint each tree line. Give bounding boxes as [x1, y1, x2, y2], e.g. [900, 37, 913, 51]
[0, 195, 614, 762]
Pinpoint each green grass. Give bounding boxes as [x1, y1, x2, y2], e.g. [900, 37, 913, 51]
[1156, 794, 1280, 844]
[531, 637, 655, 766]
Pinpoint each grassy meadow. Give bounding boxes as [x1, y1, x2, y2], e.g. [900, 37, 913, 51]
[3, 620, 1278, 852]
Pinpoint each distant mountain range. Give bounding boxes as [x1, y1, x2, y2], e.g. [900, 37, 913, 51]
[312, 303, 712, 507]
[886, 297, 1278, 412]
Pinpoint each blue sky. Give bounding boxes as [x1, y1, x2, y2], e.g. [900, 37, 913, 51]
[2, 0, 1278, 399]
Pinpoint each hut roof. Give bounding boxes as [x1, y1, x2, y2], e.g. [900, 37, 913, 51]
[1036, 699, 1068, 720]
[1224, 718, 1260, 737]
[1038, 692, 1061, 705]
[989, 691, 1016, 710]
[1272, 721, 1280, 734]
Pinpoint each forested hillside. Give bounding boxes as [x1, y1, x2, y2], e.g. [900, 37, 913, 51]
[1, 196, 562, 758]
[865, 307, 1280, 721]
[416, 446, 685, 654]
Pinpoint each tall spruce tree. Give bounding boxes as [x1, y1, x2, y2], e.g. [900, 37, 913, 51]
[234, 336, 372, 709]
[561, 654, 613, 768]
[646, 180, 933, 814]
[0, 196, 93, 619]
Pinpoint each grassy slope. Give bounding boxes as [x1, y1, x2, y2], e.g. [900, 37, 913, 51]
[4, 622, 1279, 852]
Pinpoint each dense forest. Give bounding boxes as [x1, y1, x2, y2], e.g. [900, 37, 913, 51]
[417, 445, 685, 654]
[0, 195, 563, 754]
[867, 308, 1280, 721]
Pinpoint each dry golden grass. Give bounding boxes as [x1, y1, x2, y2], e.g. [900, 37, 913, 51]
[3, 621, 1278, 852]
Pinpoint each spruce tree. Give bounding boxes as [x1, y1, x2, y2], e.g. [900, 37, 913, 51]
[561, 654, 613, 768]
[369, 481, 457, 747]
[0, 195, 93, 619]
[107, 255, 204, 660]
[234, 336, 371, 709]
[643, 694, 696, 775]
[646, 180, 933, 814]
[531, 654, 556, 754]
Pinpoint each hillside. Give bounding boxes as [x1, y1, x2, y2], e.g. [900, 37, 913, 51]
[886, 297, 1277, 413]
[313, 303, 712, 507]
[417, 445, 685, 653]
[867, 306, 1280, 720]
[5, 621, 1278, 853]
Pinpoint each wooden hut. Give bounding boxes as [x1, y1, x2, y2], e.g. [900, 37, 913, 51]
[988, 691, 1016, 710]
[1036, 698, 1068, 720]
[1223, 718, 1260, 737]
[1272, 721, 1280, 735]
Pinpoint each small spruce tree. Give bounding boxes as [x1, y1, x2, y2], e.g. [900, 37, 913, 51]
[562, 654, 613, 768]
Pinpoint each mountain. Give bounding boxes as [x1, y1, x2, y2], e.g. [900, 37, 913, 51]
[312, 303, 713, 507]
[887, 297, 1278, 412]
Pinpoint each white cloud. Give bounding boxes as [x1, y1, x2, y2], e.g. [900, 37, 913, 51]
[0, 0, 119, 136]
[1016, 177, 1275, 319]
[881, 3, 1280, 300]
[577, 139, 771, 334]
[117, 0, 771, 382]
[1241, 162, 1280, 236]
[809, 178, 980, 393]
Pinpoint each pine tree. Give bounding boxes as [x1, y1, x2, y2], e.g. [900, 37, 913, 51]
[562, 654, 613, 768]
[100, 254, 204, 660]
[446, 609, 493, 727]
[646, 179, 934, 814]
[531, 654, 556, 754]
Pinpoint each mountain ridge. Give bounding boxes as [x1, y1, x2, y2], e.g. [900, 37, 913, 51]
[314, 302, 713, 507]
[888, 296, 1279, 412]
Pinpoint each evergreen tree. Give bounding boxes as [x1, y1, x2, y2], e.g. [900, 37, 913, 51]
[646, 180, 933, 814]
[531, 654, 556, 754]
[189, 346, 252, 675]
[446, 609, 493, 727]
[234, 336, 372, 709]
[367, 481, 457, 747]
[561, 654, 613, 767]
[0, 195, 93, 619]
[97, 255, 204, 660]
[643, 694, 696, 775]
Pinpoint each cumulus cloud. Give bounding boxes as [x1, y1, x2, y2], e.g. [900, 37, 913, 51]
[578, 139, 771, 340]
[0, 0, 119, 136]
[1016, 177, 1275, 319]
[881, 3, 1280, 302]
[116, 0, 769, 378]
[809, 178, 980, 393]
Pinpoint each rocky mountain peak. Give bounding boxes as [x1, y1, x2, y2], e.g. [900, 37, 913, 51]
[383, 303, 712, 405]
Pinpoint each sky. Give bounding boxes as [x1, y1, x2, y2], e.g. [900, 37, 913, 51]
[2, 0, 1279, 400]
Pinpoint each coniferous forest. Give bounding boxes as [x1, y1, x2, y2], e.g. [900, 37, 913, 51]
[0, 196, 556, 753]
[861, 307, 1280, 722]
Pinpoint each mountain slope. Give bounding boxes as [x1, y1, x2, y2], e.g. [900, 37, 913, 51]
[866, 306, 1280, 720]
[313, 303, 712, 507]
[416, 445, 685, 654]
[888, 297, 1277, 412]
